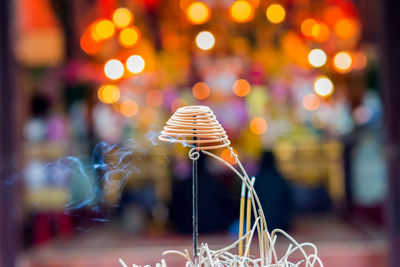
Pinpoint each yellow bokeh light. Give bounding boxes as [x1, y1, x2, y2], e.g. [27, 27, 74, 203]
[98, 85, 120, 104]
[250, 117, 268, 135]
[112, 8, 133, 29]
[266, 4, 286, 24]
[333, 51, 353, 72]
[186, 2, 210, 24]
[311, 22, 330, 42]
[120, 99, 138, 117]
[334, 18, 357, 40]
[195, 31, 215, 51]
[118, 26, 140, 47]
[308, 49, 327, 68]
[232, 79, 251, 97]
[192, 82, 210, 100]
[302, 93, 320, 111]
[146, 89, 164, 107]
[314, 76, 334, 97]
[230, 1, 254, 23]
[301, 18, 317, 37]
[104, 59, 124, 80]
[126, 55, 145, 74]
[94, 19, 115, 40]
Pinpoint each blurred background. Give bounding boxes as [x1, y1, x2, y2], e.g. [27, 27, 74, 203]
[0, 0, 399, 266]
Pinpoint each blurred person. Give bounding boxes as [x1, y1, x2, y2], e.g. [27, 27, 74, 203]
[254, 151, 294, 231]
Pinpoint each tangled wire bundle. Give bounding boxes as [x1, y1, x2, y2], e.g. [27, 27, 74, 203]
[120, 106, 324, 267]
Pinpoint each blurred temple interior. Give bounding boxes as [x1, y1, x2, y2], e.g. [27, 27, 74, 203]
[0, 0, 400, 266]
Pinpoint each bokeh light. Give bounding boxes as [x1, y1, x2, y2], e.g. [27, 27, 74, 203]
[250, 117, 268, 135]
[302, 93, 320, 111]
[126, 55, 145, 74]
[308, 49, 327, 68]
[232, 79, 251, 97]
[301, 18, 317, 37]
[112, 8, 133, 29]
[311, 22, 330, 42]
[352, 51, 367, 70]
[94, 19, 115, 40]
[146, 89, 164, 107]
[120, 99, 139, 117]
[266, 4, 286, 24]
[98, 85, 120, 104]
[192, 82, 210, 100]
[195, 31, 215, 51]
[171, 98, 188, 112]
[230, 1, 254, 23]
[314, 76, 334, 97]
[333, 51, 353, 72]
[334, 18, 357, 40]
[186, 2, 210, 24]
[140, 107, 159, 125]
[221, 148, 237, 165]
[104, 59, 124, 80]
[80, 31, 102, 54]
[118, 26, 140, 48]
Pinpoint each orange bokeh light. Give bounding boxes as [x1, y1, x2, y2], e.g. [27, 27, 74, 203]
[301, 18, 317, 37]
[220, 148, 237, 165]
[146, 89, 164, 107]
[192, 82, 210, 100]
[230, 1, 254, 23]
[98, 84, 120, 104]
[232, 79, 251, 97]
[140, 107, 158, 125]
[80, 30, 102, 54]
[171, 98, 188, 112]
[120, 99, 139, 117]
[311, 22, 330, 42]
[250, 117, 268, 135]
[93, 19, 115, 40]
[118, 26, 140, 48]
[334, 18, 357, 40]
[186, 2, 210, 24]
[302, 94, 320, 111]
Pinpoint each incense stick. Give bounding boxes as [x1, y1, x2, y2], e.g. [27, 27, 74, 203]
[245, 176, 256, 256]
[238, 181, 246, 256]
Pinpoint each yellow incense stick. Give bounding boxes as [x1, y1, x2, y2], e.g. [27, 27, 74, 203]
[238, 181, 246, 256]
[245, 177, 256, 256]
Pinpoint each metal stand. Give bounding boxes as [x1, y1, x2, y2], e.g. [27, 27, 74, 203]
[192, 122, 198, 263]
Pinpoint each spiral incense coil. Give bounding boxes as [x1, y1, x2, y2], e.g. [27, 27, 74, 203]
[159, 105, 230, 150]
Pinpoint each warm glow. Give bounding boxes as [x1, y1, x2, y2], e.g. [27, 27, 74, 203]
[302, 94, 320, 111]
[334, 18, 357, 40]
[126, 55, 145, 74]
[301, 18, 317, 37]
[94, 19, 115, 40]
[266, 4, 286, 24]
[230, 1, 254, 23]
[314, 76, 334, 97]
[353, 51, 367, 70]
[192, 82, 210, 100]
[171, 98, 188, 112]
[104, 59, 124, 80]
[120, 99, 138, 117]
[308, 49, 327, 68]
[333, 51, 353, 72]
[232, 79, 251, 97]
[140, 107, 159, 125]
[186, 2, 210, 24]
[250, 117, 268, 135]
[323, 6, 345, 27]
[112, 8, 133, 29]
[311, 22, 330, 42]
[118, 27, 140, 47]
[98, 85, 120, 104]
[146, 89, 164, 107]
[221, 148, 237, 165]
[80, 31, 102, 54]
[195, 31, 215, 51]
